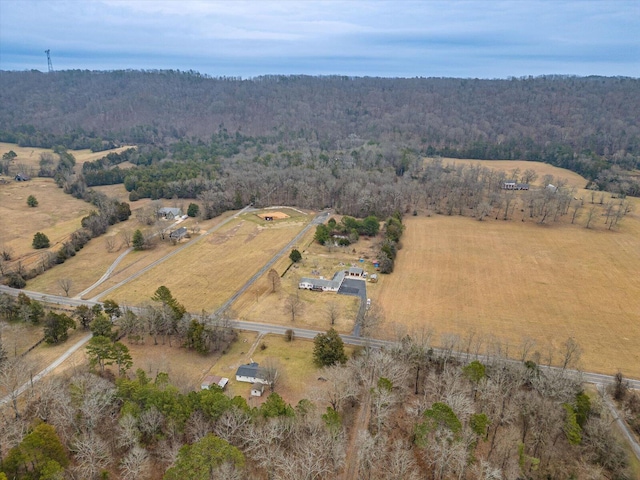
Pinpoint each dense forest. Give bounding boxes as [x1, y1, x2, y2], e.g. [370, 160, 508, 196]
[0, 71, 639, 193]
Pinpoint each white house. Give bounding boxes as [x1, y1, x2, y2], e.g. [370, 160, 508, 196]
[235, 362, 269, 385]
[502, 181, 529, 190]
[299, 270, 346, 292]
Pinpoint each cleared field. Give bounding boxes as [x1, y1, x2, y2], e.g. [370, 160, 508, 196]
[0, 142, 134, 174]
[435, 157, 589, 189]
[375, 208, 640, 378]
[0, 177, 92, 261]
[103, 208, 310, 311]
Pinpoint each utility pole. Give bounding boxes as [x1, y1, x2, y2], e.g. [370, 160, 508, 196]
[45, 49, 53, 72]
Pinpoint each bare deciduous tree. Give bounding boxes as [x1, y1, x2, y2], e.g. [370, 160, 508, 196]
[120, 230, 133, 248]
[560, 336, 582, 370]
[105, 236, 118, 253]
[359, 303, 384, 337]
[262, 357, 281, 393]
[58, 277, 73, 297]
[120, 445, 150, 480]
[326, 301, 340, 326]
[72, 432, 111, 480]
[267, 268, 281, 293]
[284, 294, 303, 322]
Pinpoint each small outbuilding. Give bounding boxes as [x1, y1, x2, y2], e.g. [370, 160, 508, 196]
[201, 375, 229, 390]
[251, 382, 265, 397]
[14, 173, 30, 182]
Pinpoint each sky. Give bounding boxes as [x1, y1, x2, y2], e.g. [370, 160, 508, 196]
[0, 0, 638, 79]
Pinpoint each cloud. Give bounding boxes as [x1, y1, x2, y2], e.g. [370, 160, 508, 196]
[0, 0, 638, 77]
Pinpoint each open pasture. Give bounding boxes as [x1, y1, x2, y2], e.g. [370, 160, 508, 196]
[0, 142, 134, 174]
[0, 177, 92, 262]
[102, 208, 309, 311]
[375, 209, 640, 378]
[436, 158, 589, 189]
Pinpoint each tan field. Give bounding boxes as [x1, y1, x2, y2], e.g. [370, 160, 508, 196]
[0, 142, 135, 174]
[436, 157, 589, 189]
[103, 208, 310, 311]
[375, 205, 640, 378]
[0, 177, 93, 262]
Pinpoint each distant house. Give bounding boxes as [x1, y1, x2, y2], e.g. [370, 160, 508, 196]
[546, 184, 558, 193]
[502, 181, 529, 190]
[251, 382, 265, 397]
[158, 207, 182, 220]
[14, 173, 30, 182]
[201, 375, 229, 390]
[235, 362, 269, 385]
[169, 227, 188, 241]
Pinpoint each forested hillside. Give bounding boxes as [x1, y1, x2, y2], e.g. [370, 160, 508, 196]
[1, 71, 639, 177]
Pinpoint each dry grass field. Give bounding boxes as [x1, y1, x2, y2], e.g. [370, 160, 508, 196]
[0, 142, 134, 174]
[375, 205, 640, 378]
[0, 177, 92, 261]
[102, 208, 310, 311]
[435, 157, 589, 189]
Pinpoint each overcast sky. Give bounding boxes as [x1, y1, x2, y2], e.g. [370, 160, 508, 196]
[0, 0, 638, 78]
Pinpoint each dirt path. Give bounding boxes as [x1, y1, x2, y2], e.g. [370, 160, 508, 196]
[90, 205, 253, 301]
[343, 391, 371, 480]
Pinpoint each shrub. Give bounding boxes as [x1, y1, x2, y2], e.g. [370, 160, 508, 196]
[289, 249, 302, 263]
[187, 203, 200, 217]
[7, 273, 26, 289]
[32, 232, 50, 249]
[27, 195, 38, 207]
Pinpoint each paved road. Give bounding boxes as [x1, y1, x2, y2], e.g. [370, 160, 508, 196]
[337, 278, 367, 336]
[3, 284, 640, 391]
[2, 286, 640, 460]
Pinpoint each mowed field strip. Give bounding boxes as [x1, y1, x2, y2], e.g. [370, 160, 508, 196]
[103, 209, 310, 311]
[375, 210, 640, 378]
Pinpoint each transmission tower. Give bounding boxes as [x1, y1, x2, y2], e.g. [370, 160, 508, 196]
[45, 49, 53, 72]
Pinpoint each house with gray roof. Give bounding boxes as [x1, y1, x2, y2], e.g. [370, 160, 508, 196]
[235, 362, 269, 385]
[299, 269, 346, 292]
[158, 207, 182, 219]
[169, 227, 188, 241]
